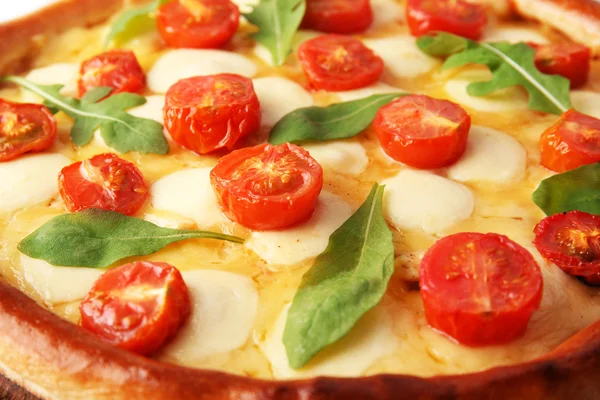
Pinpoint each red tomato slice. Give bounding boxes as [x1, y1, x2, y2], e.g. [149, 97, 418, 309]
[78, 50, 145, 98]
[80, 261, 191, 355]
[0, 100, 56, 162]
[297, 34, 384, 91]
[156, 0, 240, 49]
[534, 211, 600, 285]
[420, 232, 543, 346]
[529, 42, 591, 89]
[540, 109, 600, 173]
[374, 95, 470, 169]
[58, 153, 149, 215]
[406, 0, 487, 40]
[302, 0, 373, 34]
[164, 74, 261, 155]
[210, 143, 323, 230]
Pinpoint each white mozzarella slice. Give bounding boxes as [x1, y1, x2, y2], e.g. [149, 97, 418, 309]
[21, 255, 104, 304]
[252, 77, 313, 126]
[444, 70, 529, 112]
[260, 304, 397, 378]
[254, 30, 320, 65]
[162, 270, 258, 362]
[363, 36, 439, 78]
[335, 82, 405, 102]
[246, 192, 353, 265]
[302, 141, 368, 177]
[371, 0, 404, 26]
[231, 0, 258, 13]
[571, 91, 600, 119]
[382, 169, 474, 234]
[147, 50, 257, 93]
[127, 95, 166, 124]
[447, 126, 527, 183]
[150, 168, 226, 229]
[0, 154, 70, 213]
[25, 63, 79, 98]
[483, 27, 549, 44]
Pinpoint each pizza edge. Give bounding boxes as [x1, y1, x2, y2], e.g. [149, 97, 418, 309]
[1, 1, 600, 399]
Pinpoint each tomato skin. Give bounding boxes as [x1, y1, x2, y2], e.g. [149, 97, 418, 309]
[58, 153, 149, 216]
[164, 74, 261, 155]
[297, 34, 384, 91]
[406, 0, 487, 40]
[420, 232, 543, 346]
[0, 100, 56, 162]
[302, 0, 373, 34]
[374, 95, 470, 169]
[80, 261, 191, 355]
[529, 42, 591, 89]
[78, 50, 145, 98]
[540, 109, 600, 173]
[534, 211, 600, 283]
[156, 0, 240, 49]
[210, 143, 323, 230]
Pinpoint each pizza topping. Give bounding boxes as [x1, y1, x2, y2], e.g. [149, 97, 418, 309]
[164, 74, 261, 154]
[420, 232, 543, 346]
[252, 77, 314, 127]
[80, 261, 191, 355]
[540, 109, 600, 173]
[302, 0, 373, 34]
[534, 211, 600, 284]
[156, 0, 240, 49]
[78, 50, 145, 98]
[283, 184, 393, 368]
[105, 0, 169, 47]
[59, 153, 149, 215]
[0, 100, 56, 162]
[374, 94, 470, 169]
[529, 42, 591, 89]
[417, 33, 571, 115]
[269, 93, 405, 145]
[406, 0, 487, 40]
[210, 143, 323, 230]
[245, 0, 305, 66]
[297, 34, 384, 92]
[18, 209, 243, 268]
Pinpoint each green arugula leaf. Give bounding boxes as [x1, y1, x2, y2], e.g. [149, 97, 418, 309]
[104, 0, 169, 48]
[283, 183, 394, 369]
[18, 209, 244, 269]
[416, 33, 571, 115]
[269, 93, 406, 144]
[532, 163, 600, 216]
[3, 76, 169, 154]
[244, 0, 305, 66]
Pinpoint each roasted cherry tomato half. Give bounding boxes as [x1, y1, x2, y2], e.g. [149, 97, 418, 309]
[78, 50, 145, 98]
[58, 153, 149, 215]
[534, 211, 600, 285]
[0, 100, 56, 162]
[297, 34, 384, 92]
[529, 42, 591, 89]
[406, 0, 487, 40]
[210, 143, 323, 230]
[164, 74, 261, 155]
[420, 232, 543, 346]
[80, 261, 191, 355]
[156, 0, 240, 49]
[302, 0, 373, 34]
[374, 94, 471, 169]
[540, 109, 600, 173]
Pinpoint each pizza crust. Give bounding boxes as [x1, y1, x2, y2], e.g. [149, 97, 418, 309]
[1, 1, 600, 399]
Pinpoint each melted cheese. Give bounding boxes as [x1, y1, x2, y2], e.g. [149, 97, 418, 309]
[571, 91, 600, 119]
[447, 126, 527, 183]
[24, 63, 79, 100]
[128, 95, 166, 124]
[483, 27, 549, 44]
[252, 77, 313, 126]
[246, 192, 353, 266]
[0, 154, 70, 213]
[147, 50, 258, 93]
[371, 0, 404, 27]
[335, 82, 405, 102]
[302, 141, 369, 177]
[161, 270, 258, 363]
[382, 169, 475, 234]
[363, 36, 440, 78]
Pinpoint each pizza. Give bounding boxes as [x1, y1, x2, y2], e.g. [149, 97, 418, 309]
[0, 0, 599, 398]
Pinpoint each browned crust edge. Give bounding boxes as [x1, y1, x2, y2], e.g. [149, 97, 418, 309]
[1, 1, 600, 399]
